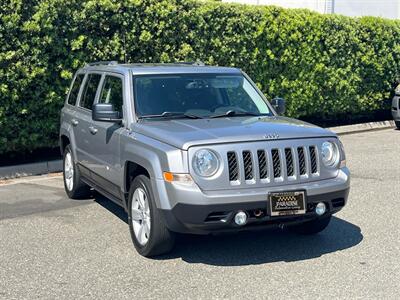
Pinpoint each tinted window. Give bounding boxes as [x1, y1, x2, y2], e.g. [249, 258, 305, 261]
[98, 75, 123, 117]
[79, 74, 102, 110]
[67, 74, 84, 105]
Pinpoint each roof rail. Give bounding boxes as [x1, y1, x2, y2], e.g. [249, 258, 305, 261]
[175, 61, 206, 66]
[86, 61, 118, 66]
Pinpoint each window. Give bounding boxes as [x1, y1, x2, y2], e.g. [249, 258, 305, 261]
[79, 73, 102, 110]
[98, 75, 124, 117]
[134, 74, 272, 118]
[67, 74, 84, 105]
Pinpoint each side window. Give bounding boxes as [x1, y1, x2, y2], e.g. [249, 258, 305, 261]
[79, 73, 102, 110]
[67, 74, 84, 105]
[98, 75, 124, 117]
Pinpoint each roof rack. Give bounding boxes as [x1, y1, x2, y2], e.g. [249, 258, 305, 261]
[86, 61, 118, 66]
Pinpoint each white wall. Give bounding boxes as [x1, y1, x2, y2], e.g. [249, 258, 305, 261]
[334, 0, 400, 19]
[223, 0, 400, 19]
[225, 0, 331, 14]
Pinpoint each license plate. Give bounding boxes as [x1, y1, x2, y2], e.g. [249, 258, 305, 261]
[269, 191, 306, 216]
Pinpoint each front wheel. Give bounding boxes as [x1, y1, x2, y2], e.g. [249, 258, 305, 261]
[128, 175, 175, 257]
[395, 121, 400, 130]
[290, 214, 332, 235]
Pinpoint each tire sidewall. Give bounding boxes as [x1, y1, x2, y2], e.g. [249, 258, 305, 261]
[127, 175, 157, 255]
[63, 145, 78, 198]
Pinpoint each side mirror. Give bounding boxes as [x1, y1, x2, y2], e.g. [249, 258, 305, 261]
[271, 97, 286, 115]
[92, 103, 122, 122]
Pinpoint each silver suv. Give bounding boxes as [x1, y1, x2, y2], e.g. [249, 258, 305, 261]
[60, 62, 350, 257]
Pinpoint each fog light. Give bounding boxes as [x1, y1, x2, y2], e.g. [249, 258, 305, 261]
[315, 202, 326, 216]
[234, 211, 248, 226]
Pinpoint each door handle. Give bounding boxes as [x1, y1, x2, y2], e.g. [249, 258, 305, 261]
[89, 126, 98, 135]
[71, 119, 79, 126]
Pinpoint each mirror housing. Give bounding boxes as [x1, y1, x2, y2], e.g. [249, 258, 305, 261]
[271, 97, 286, 115]
[92, 103, 122, 122]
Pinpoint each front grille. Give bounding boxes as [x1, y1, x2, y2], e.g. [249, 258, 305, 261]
[227, 144, 320, 184]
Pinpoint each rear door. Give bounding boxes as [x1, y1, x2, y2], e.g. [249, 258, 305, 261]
[89, 73, 125, 198]
[74, 72, 103, 176]
[62, 72, 85, 150]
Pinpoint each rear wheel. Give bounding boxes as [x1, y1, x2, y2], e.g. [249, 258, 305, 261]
[128, 175, 175, 257]
[290, 214, 332, 235]
[63, 145, 91, 199]
[395, 121, 400, 129]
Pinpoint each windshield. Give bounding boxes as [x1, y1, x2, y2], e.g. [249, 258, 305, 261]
[133, 74, 273, 119]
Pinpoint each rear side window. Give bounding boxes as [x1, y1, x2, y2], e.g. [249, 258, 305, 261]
[98, 75, 124, 117]
[79, 73, 102, 110]
[67, 74, 84, 105]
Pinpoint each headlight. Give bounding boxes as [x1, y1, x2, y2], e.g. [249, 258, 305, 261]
[321, 141, 339, 167]
[192, 149, 220, 177]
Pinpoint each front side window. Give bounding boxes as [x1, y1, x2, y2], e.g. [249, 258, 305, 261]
[67, 74, 84, 105]
[79, 73, 102, 110]
[98, 75, 124, 117]
[134, 74, 272, 119]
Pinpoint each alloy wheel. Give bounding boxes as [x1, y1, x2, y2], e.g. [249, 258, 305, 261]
[131, 187, 151, 246]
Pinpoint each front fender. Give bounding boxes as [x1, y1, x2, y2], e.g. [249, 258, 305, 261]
[121, 132, 189, 209]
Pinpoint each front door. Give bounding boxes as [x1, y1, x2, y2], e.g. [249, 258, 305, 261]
[89, 73, 125, 198]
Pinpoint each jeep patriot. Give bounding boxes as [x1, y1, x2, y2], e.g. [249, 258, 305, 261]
[60, 61, 350, 257]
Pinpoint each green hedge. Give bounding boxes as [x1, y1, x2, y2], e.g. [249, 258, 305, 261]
[1, 0, 400, 155]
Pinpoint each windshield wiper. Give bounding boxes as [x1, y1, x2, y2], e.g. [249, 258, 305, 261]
[139, 111, 203, 120]
[210, 110, 263, 119]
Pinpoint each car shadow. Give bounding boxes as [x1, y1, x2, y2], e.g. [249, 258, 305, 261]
[93, 193, 363, 266]
[165, 217, 363, 266]
[94, 192, 128, 224]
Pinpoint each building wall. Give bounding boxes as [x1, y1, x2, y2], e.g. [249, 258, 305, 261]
[334, 0, 400, 19]
[223, 0, 400, 19]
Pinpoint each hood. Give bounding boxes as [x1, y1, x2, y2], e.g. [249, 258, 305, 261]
[133, 116, 336, 150]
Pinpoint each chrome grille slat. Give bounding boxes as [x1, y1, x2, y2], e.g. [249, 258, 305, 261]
[257, 150, 268, 179]
[285, 148, 294, 177]
[309, 146, 318, 174]
[242, 151, 254, 180]
[297, 147, 307, 175]
[227, 151, 239, 181]
[271, 149, 281, 178]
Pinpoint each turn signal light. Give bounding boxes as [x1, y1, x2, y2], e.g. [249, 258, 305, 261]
[163, 172, 193, 185]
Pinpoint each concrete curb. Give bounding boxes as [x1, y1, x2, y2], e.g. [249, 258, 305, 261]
[328, 120, 396, 135]
[0, 120, 396, 180]
[0, 160, 62, 180]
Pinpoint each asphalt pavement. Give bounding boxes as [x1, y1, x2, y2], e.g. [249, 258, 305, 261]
[1, 128, 399, 299]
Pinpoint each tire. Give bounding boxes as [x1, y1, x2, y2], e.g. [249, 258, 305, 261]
[63, 145, 91, 199]
[290, 214, 332, 235]
[395, 121, 400, 130]
[128, 175, 175, 257]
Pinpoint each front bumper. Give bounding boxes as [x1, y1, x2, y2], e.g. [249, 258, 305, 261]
[153, 167, 350, 234]
[162, 188, 349, 234]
